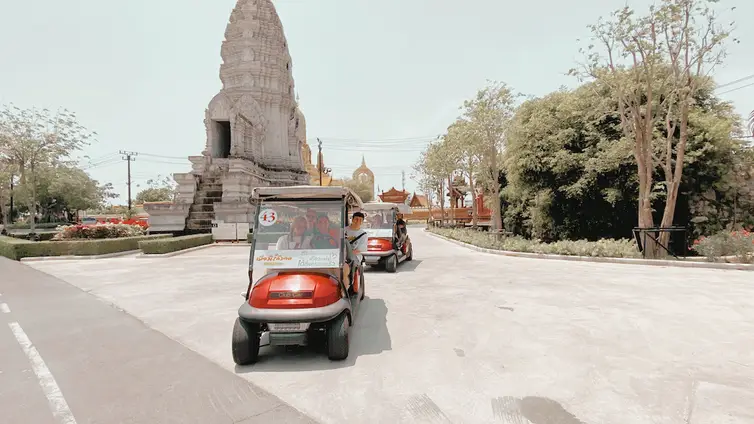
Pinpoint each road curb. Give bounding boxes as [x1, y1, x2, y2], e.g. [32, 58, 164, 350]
[137, 243, 217, 259]
[424, 229, 754, 272]
[19, 250, 141, 262]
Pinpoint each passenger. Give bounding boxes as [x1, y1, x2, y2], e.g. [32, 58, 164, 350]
[304, 208, 317, 234]
[343, 212, 368, 293]
[275, 216, 312, 250]
[395, 212, 407, 248]
[369, 213, 384, 229]
[310, 214, 338, 249]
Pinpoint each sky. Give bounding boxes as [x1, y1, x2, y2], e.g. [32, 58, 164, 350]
[1, 0, 752, 203]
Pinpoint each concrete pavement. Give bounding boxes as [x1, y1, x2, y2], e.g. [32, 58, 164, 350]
[0, 257, 316, 424]
[23, 230, 754, 423]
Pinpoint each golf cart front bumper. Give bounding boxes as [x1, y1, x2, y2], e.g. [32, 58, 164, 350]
[363, 250, 396, 264]
[238, 298, 349, 324]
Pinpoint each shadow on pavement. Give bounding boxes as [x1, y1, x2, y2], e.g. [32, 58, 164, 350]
[492, 396, 588, 424]
[364, 259, 424, 273]
[235, 297, 391, 373]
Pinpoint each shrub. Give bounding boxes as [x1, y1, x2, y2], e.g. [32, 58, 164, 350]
[0, 234, 171, 260]
[7, 232, 57, 241]
[429, 227, 641, 258]
[691, 230, 754, 263]
[139, 234, 213, 255]
[0, 236, 32, 260]
[53, 223, 145, 240]
[7, 222, 71, 230]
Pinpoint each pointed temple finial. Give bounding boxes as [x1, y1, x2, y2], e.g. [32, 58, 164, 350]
[361, 155, 366, 166]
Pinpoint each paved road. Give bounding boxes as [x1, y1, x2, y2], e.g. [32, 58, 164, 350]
[0, 257, 316, 424]
[22, 229, 754, 423]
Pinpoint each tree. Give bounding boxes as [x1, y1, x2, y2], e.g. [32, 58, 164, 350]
[444, 120, 481, 226]
[0, 104, 94, 232]
[503, 79, 746, 242]
[135, 175, 176, 204]
[0, 159, 16, 229]
[458, 81, 519, 230]
[422, 136, 461, 225]
[412, 138, 446, 222]
[338, 178, 374, 203]
[9, 165, 118, 223]
[573, 0, 734, 257]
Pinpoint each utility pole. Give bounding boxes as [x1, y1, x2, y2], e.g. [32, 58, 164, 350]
[317, 138, 323, 186]
[120, 150, 138, 212]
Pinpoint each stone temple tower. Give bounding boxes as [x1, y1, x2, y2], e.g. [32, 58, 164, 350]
[145, 0, 309, 235]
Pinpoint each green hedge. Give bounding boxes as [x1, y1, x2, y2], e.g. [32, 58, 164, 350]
[429, 227, 641, 258]
[0, 234, 171, 260]
[139, 234, 213, 255]
[6, 222, 71, 230]
[0, 236, 30, 260]
[7, 232, 57, 241]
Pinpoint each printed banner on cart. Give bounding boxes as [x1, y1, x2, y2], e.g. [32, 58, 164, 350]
[253, 249, 340, 269]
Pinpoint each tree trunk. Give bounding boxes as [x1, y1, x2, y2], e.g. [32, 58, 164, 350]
[29, 162, 37, 233]
[658, 102, 690, 253]
[469, 172, 478, 228]
[438, 180, 445, 226]
[635, 133, 660, 259]
[0, 200, 8, 231]
[448, 175, 455, 227]
[426, 190, 433, 226]
[489, 149, 503, 231]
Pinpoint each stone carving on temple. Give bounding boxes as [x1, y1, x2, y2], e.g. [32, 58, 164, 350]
[144, 0, 309, 236]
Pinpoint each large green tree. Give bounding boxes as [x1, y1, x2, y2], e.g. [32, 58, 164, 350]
[573, 0, 734, 256]
[10, 164, 118, 222]
[503, 80, 747, 242]
[457, 81, 518, 230]
[135, 176, 176, 204]
[0, 104, 95, 231]
[338, 178, 374, 203]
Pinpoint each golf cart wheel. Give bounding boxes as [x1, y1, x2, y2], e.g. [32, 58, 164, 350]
[327, 313, 350, 361]
[385, 254, 398, 273]
[232, 318, 260, 365]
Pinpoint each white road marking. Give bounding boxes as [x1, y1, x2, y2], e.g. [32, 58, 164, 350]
[0, 303, 10, 313]
[8, 322, 78, 424]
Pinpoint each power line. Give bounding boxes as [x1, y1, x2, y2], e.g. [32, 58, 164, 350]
[717, 74, 754, 89]
[312, 135, 439, 143]
[718, 81, 754, 95]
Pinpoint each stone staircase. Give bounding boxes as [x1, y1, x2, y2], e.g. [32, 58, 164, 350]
[186, 174, 223, 232]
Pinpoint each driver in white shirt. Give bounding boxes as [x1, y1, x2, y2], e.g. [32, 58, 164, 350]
[343, 212, 368, 293]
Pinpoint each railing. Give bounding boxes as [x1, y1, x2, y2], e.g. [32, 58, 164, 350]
[632, 226, 688, 259]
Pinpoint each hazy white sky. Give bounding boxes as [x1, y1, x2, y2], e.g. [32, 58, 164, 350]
[1, 0, 752, 201]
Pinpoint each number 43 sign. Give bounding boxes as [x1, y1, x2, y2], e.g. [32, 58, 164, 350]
[259, 209, 277, 226]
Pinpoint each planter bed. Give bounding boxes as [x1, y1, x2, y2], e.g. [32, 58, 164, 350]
[0, 234, 171, 261]
[139, 234, 214, 255]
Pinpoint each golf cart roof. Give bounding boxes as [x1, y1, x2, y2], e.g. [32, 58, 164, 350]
[251, 185, 363, 207]
[362, 202, 413, 214]
[362, 202, 400, 211]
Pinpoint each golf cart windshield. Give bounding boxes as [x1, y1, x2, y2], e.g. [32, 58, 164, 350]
[364, 207, 396, 238]
[251, 200, 344, 274]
